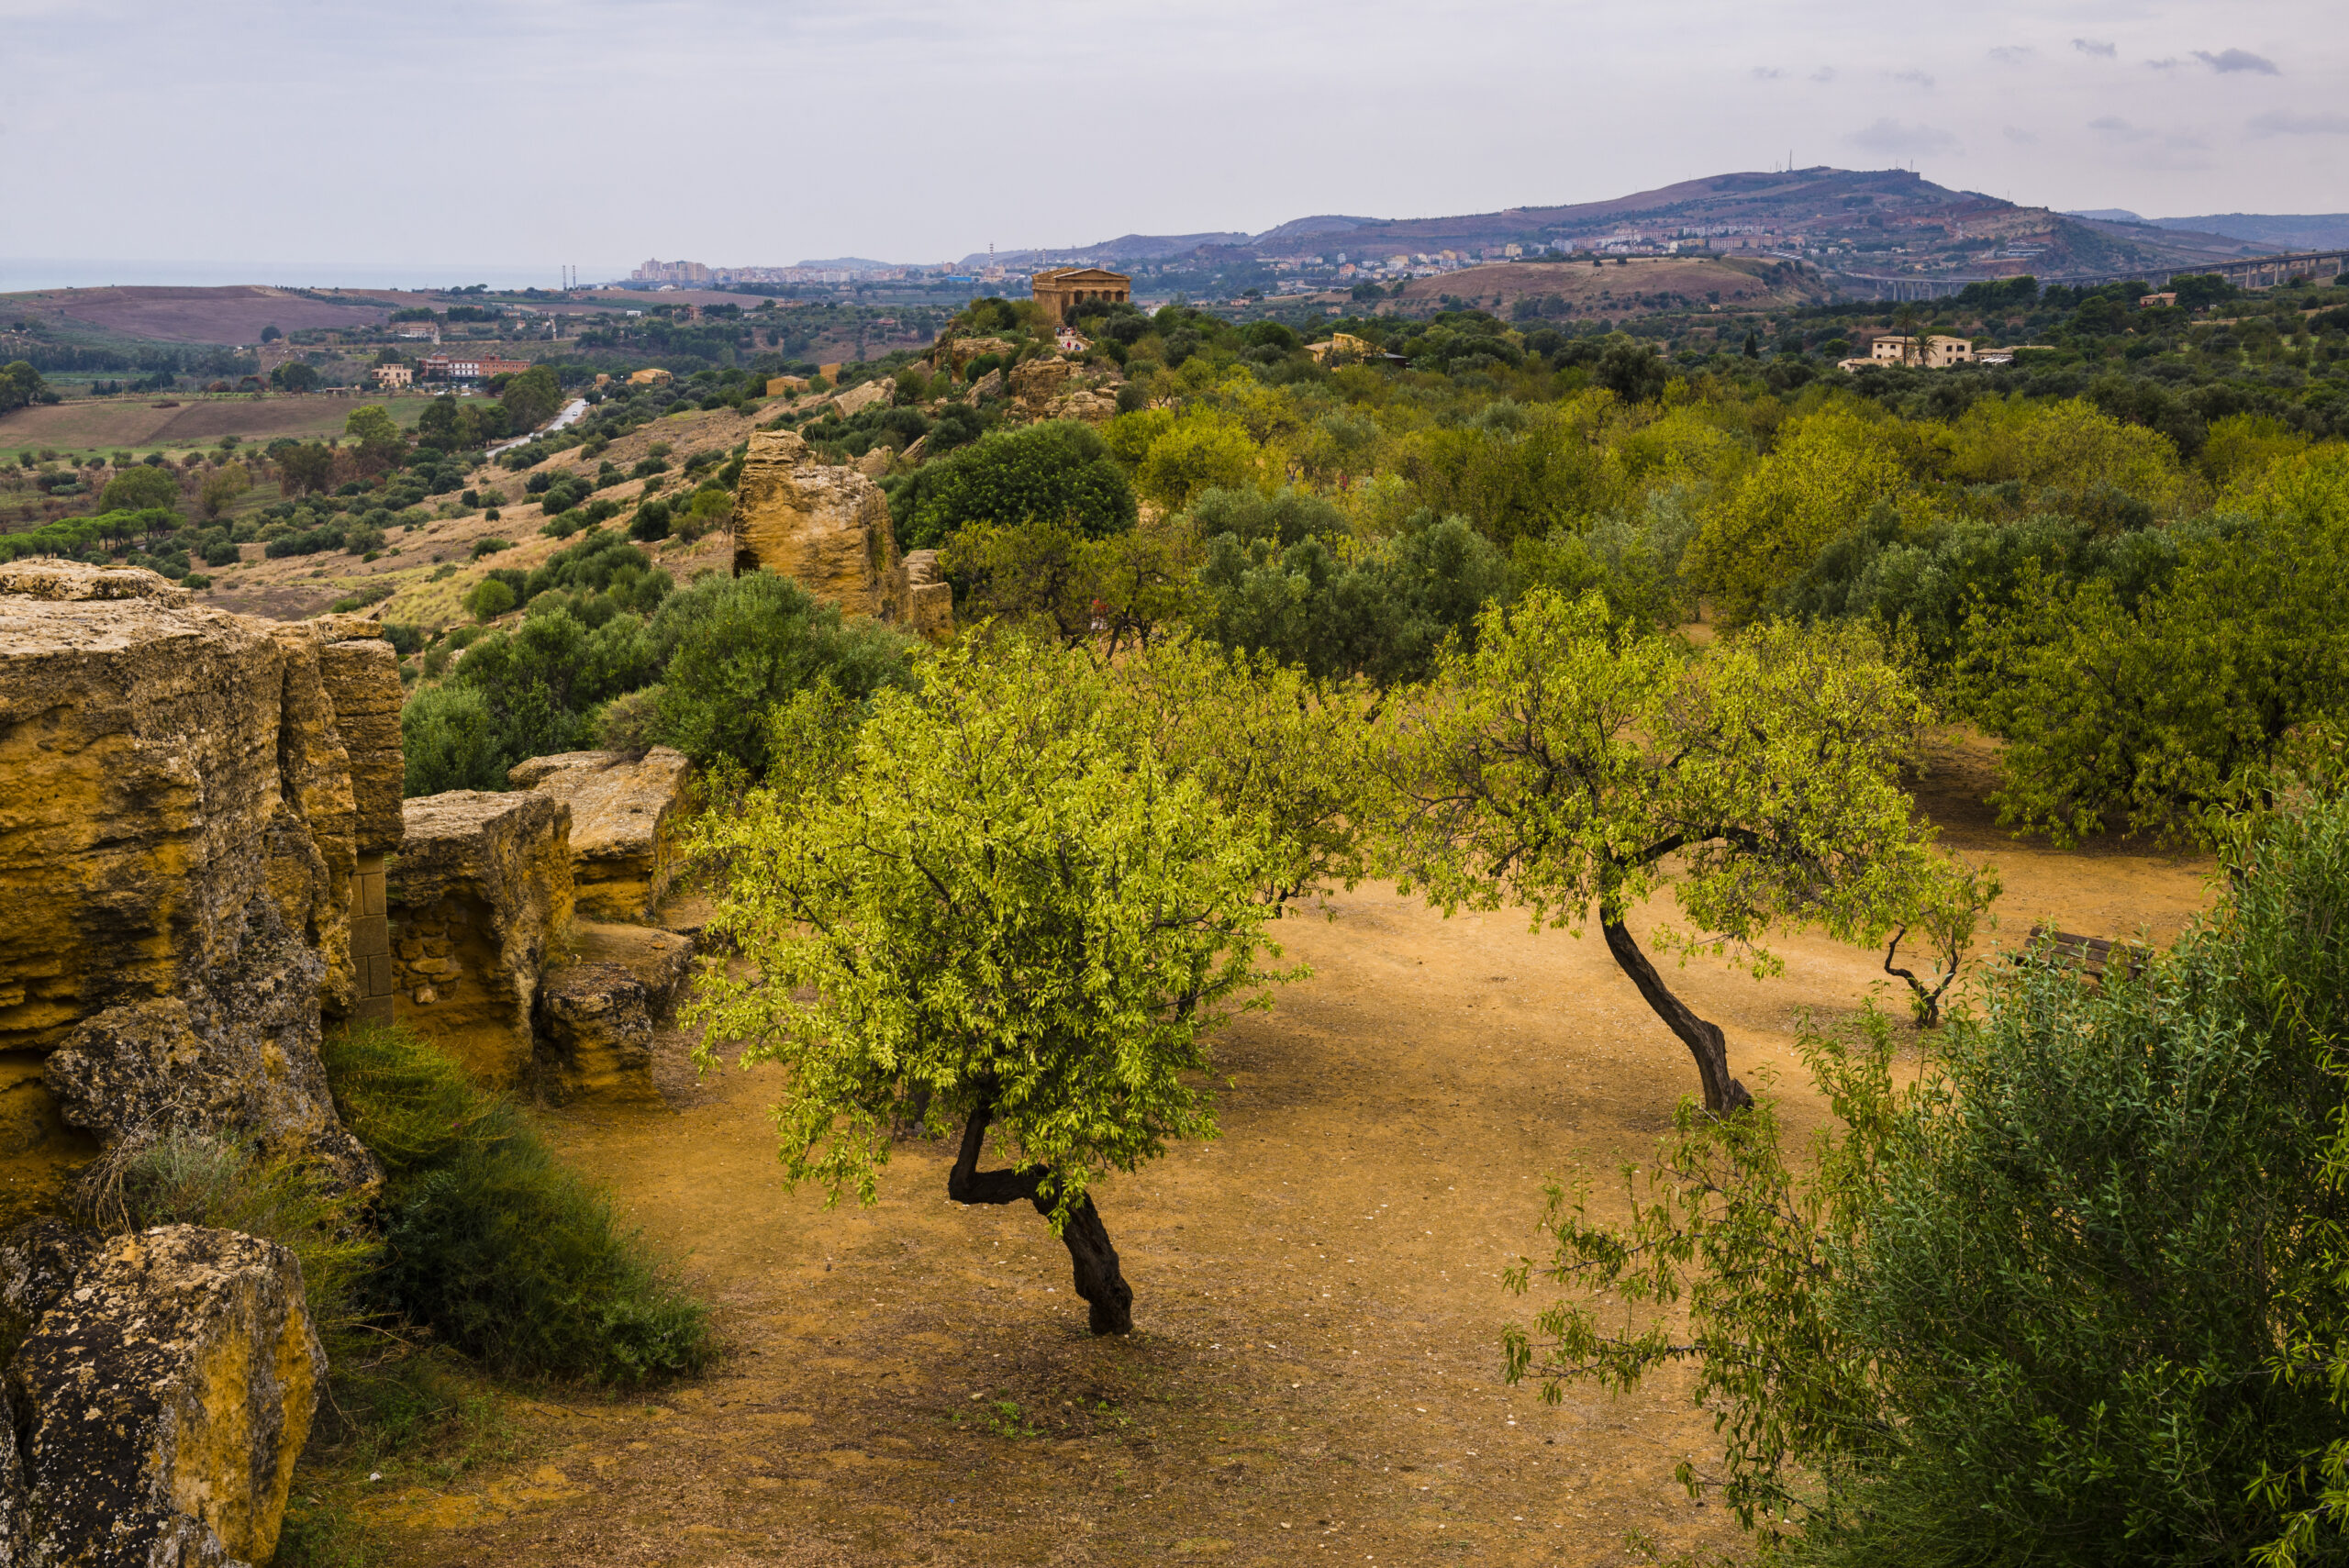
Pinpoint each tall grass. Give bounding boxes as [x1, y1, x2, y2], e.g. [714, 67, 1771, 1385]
[319, 1023, 714, 1385]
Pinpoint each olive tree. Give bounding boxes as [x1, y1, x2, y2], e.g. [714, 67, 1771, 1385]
[686, 639, 1353, 1333]
[1380, 588, 1953, 1113]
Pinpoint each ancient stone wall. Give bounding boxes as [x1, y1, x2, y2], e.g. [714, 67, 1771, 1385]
[388, 790, 573, 1086]
[0, 562, 390, 1190]
[508, 747, 692, 922]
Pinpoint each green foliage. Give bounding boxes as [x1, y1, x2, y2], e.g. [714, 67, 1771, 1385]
[1380, 589, 1953, 1109]
[1506, 788, 2349, 1566]
[649, 570, 918, 773]
[462, 577, 516, 622]
[1197, 512, 1510, 686]
[896, 420, 1137, 550]
[685, 639, 1300, 1229]
[399, 684, 506, 795]
[0, 360, 48, 415]
[344, 405, 409, 473]
[941, 517, 1204, 652]
[320, 1025, 712, 1384]
[497, 366, 562, 433]
[99, 464, 181, 513]
[1963, 460, 2349, 843]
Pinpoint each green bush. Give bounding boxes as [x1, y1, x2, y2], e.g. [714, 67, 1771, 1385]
[462, 577, 516, 622]
[1507, 785, 2349, 1566]
[648, 570, 918, 773]
[320, 1025, 713, 1384]
[894, 419, 1137, 550]
[399, 684, 506, 795]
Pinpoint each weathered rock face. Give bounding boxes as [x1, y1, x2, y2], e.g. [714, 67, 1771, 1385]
[967, 368, 1007, 402]
[0, 562, 390, 1191]
[0, 1220, 323, 1568]
[388, 790, 573, 1086]
[1052, 386, 1121, 426]
[897, 550, 955, 640]
[728, 429, 904, 619]
[533, 924, 694, 1106]
[1009, 356, 1072, 414]
[507, 748, 691, 922]
[46, 917, 378, 1196]
[935, 335, 1014, 372]
[853, 445, 895, 480]
[830, 379, 892, 418]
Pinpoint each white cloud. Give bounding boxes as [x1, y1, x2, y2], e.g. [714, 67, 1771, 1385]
[1890, 69, 1936, 88]
[1846, 118, 1960, 156]
[1810, 65, 1837, 83]
[1987, 45, 2031, 64]
[2072, 38, 2117, 57]
[2002, 125, 2039, 145]
[2194, 48, 2279, 73]
[2249, 110, 2349, 136]
[1751, 65, 1784, 79]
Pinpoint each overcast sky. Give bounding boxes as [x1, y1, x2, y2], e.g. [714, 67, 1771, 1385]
[5, 0, 2343, 284]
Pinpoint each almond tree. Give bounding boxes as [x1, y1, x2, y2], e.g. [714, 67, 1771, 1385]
[1380, 588, 1952, 1113]
[685, 638, 1359, 1333]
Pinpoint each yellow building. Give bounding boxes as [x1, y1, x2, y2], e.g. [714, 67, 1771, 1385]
[372, 364, 413, 389]
[628, 367, 674, 385]
[1865, 334, 1974, 368]
[767, 375, 810, 396]
[1303, 332, 1374, 363]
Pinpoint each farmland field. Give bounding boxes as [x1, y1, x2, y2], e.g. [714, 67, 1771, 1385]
[0, 392, 440, 462]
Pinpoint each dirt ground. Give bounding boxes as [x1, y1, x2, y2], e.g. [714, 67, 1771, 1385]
[353, 765, 2211, 1568]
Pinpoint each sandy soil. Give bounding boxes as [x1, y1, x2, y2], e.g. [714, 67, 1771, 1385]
[354, 790, 2210, 1567]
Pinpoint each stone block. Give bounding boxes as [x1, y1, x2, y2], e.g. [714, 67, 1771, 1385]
[0, 1220, 323, 1568]
[727, 430, 903, 619]
[389, 791, 573, 1086]
[507, 747, 692, 921]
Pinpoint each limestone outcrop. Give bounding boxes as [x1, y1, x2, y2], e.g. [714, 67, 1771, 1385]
[728, 429, 904, 619]
[1009, 356, 1072, 414]
[830, 379, 892, 418]
[897, 550, 955, 640]
[0, 562, 389, 1189]
[388, 791, 573, 1086]
[0, 1220, 323, 1568]
[967, 368, 1007, 402]
[507, 748, 692, 922]
[532, 924, 693, 1106]
[935, 335, 1013, 373]
[1052, 385, 1121, 425]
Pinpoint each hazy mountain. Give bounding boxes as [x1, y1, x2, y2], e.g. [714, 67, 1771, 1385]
[2148, 214, 2349, 251]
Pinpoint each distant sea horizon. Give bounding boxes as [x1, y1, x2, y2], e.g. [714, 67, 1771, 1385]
[0, 258, 627, 293]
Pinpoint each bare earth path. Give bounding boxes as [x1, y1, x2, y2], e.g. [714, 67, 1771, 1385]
[361, 780, 2210, 1568]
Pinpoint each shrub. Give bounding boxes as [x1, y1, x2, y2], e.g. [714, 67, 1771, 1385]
[1506, 786, 2349, 1566]
[320, 1025, 712, 1384]
[470, 536, 512, 560]
[399, 684, 505, 795]
[650, 571, 918, 773]
[462, 577, 516, 622]
[629, 498, 671, 541]
[593, 685, 665, 751]
[895, 419, 1137, 550]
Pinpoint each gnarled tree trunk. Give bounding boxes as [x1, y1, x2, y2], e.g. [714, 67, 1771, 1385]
[947, 1100, 1134, 1335]
[1600, 916, 1753, 1115]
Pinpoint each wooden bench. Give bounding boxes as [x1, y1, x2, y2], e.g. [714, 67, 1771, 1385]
[2021, 926, 2153, 984]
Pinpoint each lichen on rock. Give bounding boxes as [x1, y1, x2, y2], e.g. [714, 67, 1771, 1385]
[0, 1219, 324, 1568]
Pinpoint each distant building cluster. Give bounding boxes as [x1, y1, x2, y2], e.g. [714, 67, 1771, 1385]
[631, 257, 955, 288]
[420, 353, 533, 383]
